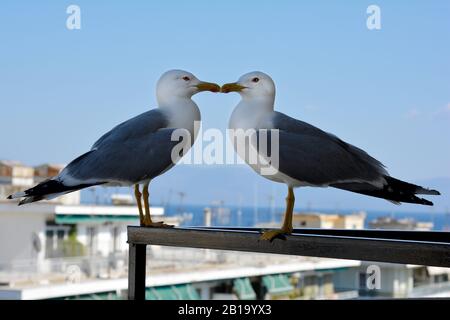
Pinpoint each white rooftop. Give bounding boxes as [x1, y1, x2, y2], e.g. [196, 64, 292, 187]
[0, 202, 164, 216]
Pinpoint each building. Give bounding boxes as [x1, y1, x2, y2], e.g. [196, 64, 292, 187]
[0, 193, 359, 300]
[0, 160, 34, 199]
[0, 242, 361, 300]
[0, 161, 79, 205]
[334, 262, 450, 298]
[292, 211, 366, 229]
[369, 216, 433, 231]
[258, 211, 366, 230]
[334, 216, 448, 298]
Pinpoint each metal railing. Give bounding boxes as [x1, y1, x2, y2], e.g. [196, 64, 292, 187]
[127, 226, 450, 300]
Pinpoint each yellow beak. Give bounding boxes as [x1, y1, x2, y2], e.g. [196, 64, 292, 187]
[221, 82, 247, 93]
[195, 81, 221, 93]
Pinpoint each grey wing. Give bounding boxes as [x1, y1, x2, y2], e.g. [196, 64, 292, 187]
[261, 112, 387, 186]
[91, 109, 168, 150]
[61, 109, 183, 184]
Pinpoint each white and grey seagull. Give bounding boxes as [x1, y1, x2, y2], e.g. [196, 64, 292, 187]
[8, 69, 220, 227]
[222, 71, 440, 241]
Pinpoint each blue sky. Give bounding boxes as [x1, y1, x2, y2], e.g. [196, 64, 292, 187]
[1, 1, 449, 210]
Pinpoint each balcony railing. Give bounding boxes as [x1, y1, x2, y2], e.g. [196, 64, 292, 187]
[127, 226, 450, 300]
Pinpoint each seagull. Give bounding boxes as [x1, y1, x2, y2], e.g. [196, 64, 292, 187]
[222, 71, 440, 241]
[8, 69, 220, 227]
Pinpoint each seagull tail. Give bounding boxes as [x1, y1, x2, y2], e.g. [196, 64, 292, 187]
[331, 176, 440, 206]
[384, 176, 441, 196]
[7, 179, 101, 206]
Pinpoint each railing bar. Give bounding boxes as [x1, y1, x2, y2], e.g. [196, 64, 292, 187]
[185, 226, 450, 242]
[159, 227, 450, 246]
[186, 226, 450, 235]
[127, 227, 450, 267]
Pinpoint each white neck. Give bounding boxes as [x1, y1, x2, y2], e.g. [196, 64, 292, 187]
[158, 97, 201, 138]
[229, 96, 274, 130]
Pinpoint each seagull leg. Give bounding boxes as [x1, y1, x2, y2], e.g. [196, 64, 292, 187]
[260, 186, 295, 241]
[142, 181, 174, 228]
[134, 184, 145, 226]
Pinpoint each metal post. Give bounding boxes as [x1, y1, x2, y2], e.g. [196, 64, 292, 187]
[128, 243, 147, 300]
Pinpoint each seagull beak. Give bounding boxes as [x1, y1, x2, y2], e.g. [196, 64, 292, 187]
[221, 82, 247, 93]
[195, 81, 221, 93]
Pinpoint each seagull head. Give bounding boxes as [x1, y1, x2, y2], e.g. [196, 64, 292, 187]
[156, 69, 220, 104]
[221, 71, 276, 100]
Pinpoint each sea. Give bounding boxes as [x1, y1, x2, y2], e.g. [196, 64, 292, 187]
[163, 204, 449, 231]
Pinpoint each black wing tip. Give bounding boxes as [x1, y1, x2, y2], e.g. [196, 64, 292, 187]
[430, 189, 441, 196]
[18, 197, 36, 206]
[421, 199, 434, 206]
[7, 195, 12, 199]
[417, 187, 441, 196]
[385, 176, 441, 196]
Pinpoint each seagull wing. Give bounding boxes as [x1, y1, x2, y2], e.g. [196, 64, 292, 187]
[256, 112, 439, 205]
[262, 111, 387, 186]
[62, 109, 181, 185]
[11, 109, 185, 204]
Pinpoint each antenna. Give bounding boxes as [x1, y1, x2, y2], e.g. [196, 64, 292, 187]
[268, 190, 275, 223]
[165, 188, 173, 214]
[237, 194, 243, 226]
[253, 183, 258, 226]
[444, 207, 450, 231]
[177, 191, 186, 214]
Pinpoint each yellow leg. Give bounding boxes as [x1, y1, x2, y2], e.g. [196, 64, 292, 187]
[142, 181, 174, 228]
[260, 186, 295, 241]
[134, 184, 145, 226]
[142, 182, 152, 226]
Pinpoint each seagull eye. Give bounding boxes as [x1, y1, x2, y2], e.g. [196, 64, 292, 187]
[182, 76, 190, 81]
[252, 77, 260, 83]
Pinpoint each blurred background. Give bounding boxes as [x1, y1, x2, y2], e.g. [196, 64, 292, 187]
[0, 1, 449, 299]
